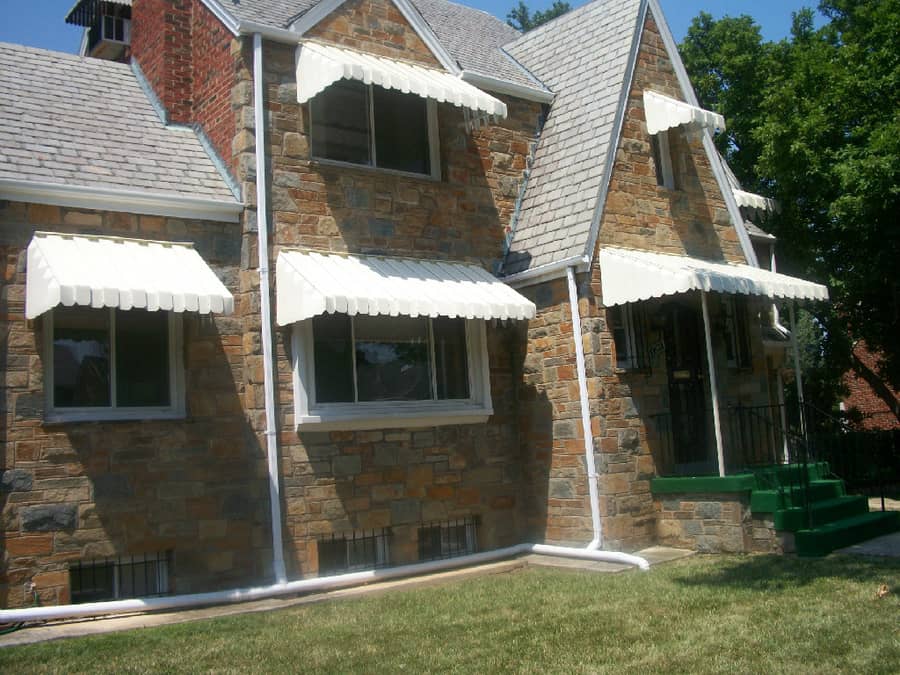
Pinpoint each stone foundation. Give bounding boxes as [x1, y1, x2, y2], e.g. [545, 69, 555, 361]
[655, 493, 784, 553]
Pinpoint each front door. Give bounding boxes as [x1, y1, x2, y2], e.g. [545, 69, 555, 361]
[661, 298, 714, 472]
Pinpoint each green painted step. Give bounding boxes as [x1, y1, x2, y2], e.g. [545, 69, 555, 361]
[786, 479, 845, 503]
[795, 511, 900, 557]
[773, 495, 870, 531]
[753, 462, 830, 486]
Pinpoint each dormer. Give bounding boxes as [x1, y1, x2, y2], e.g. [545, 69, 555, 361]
[66, 0, 132, 62]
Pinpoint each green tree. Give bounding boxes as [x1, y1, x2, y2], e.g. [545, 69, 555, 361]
[507, 1, 571, 32]
[680, 1, 900, 404]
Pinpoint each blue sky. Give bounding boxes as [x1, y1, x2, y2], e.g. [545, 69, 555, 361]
[1, 0, 818, 54]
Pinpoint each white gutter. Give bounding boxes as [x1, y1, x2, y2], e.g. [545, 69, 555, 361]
[0, 544, 648, 624]
[253, 32, 287, 585]
[459, 71, 555, 104]
[0, 179, 242, 223]
[504, 254, 588, 288]
[567, 267, 602, 549]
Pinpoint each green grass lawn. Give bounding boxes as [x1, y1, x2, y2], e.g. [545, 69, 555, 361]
[2, 554, 899, 674]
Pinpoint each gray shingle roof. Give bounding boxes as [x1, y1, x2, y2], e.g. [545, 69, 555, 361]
[502, 0, 643, 275]
[0, 42, 237, 204]
[222, 0, 543, 89]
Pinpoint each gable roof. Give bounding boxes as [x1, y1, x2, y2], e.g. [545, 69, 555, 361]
[0, 42, 239, 218]
[502, 0, 645, 276]
[211, 0, 544, 90]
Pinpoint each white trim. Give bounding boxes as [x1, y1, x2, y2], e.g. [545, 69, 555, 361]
[391, 0, 459, 73]
[580, 0, 649, 267]
[459, 70, 554, 104]
[199, 0, 242, 35]
[503, 255, 588, 288]
[0, 179, 242, 223]
[43, 308, 186, 424]
[291, 317, 492, 431]
[646, 0, 758, 267]
[289, 0, 348, 36]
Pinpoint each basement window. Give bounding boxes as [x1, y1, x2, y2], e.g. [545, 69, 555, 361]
[417, 517, 479, 561]
[317, 528, 392, 575]
[309, 80, 440, 178]
[69, 552, 170, 603]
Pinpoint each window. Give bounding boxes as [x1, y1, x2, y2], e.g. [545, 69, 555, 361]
[418, 517, 478, 562]
[292, 314, 491, 430]
[46, 307, 184, 422]
[723, 296, 753, 368]
[610, 303, 650, 370]
[310, 80, 440, 177]
[69, 552, 170, 603]
[317, 529, 391, 575]
[650, 129, 676, 189]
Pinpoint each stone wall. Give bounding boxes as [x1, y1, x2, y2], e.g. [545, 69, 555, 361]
[596, 14, 746, 263]
[655, 493, 783, 553]
[228, 0, 540, 575]
[0, 201, 269, 608]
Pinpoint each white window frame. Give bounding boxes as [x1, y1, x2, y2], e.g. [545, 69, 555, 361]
[291, 316, 492, 431]
[44, 307, 185, 423]
[309, 82, 441, 180]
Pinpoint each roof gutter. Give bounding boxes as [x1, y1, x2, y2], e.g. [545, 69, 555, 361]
[502, 254, 589, 288]
[0, 179, 243, 223]
[460, 70, 555, 104]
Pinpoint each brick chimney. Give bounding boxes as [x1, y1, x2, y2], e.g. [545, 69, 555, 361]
[130, 0, 193, 124]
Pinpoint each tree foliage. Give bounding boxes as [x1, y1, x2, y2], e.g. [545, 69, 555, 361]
[680, 1, 900, 404]
[507, 1, 571, 32]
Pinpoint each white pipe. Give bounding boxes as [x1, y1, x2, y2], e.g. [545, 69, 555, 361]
[253, 32, 287, 585]
[566, 267, 602, 550]
[0, 545, 649, 624]
[788, 302, 807, 437]
[701, 291, 726, 477]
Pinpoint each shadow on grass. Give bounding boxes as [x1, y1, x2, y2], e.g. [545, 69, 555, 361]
[668, 554, 900, 593]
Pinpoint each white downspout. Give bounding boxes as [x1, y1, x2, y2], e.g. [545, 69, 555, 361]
[566, 267, 602, 550]
[0, 544, 648, 624]
[700, 291, 726, 477]
[253, 32, 286, 584]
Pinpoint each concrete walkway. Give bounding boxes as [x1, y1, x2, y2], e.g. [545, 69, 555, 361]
[0, 546, 691, 648]
[835, 531, 900, 558]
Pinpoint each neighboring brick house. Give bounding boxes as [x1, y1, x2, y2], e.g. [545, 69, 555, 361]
[2, 0, 839, 610]
[842, 342, 900, 430]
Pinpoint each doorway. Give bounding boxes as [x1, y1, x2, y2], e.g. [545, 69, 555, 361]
[661, 297, 714, 473]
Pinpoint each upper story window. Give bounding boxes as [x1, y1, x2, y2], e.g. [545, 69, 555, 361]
[650, 129, 677, 190]
[46, 307, 184, 422]
[310, 80, 440, 178]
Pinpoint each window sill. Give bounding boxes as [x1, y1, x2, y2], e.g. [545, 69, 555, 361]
[309, 157, 440, 183]
[297, 404, 492, 432]
[44, 408, 185, 425]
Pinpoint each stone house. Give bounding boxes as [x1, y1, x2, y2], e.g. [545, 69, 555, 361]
[5, 0, 888, 613]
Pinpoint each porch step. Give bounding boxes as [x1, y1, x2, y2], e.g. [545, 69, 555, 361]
[753, 462, 830, 487]
[795, 511, 900, 557]
[786, 479, 845, 503]
[773, 495, 869, 531]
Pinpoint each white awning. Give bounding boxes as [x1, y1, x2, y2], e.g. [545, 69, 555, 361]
[733, 189, 778, 212]
[598, 247, 828, 306]
[276, 250, 534, 325]
[26, 232, 234, 319]
[295, 41, 508, 118]
[643, 90, 725, 135]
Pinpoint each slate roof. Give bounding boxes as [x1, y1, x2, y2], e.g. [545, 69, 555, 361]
[0, 42, 237, 203]
[502, 0, 643, 275]
[221, 0, 543, 89]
